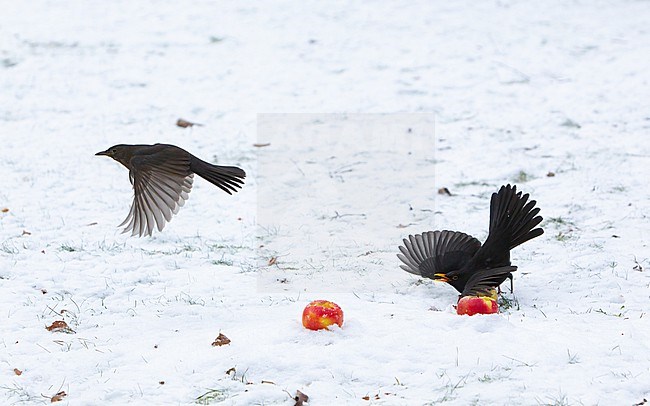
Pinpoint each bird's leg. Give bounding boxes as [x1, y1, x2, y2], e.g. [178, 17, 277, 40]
[508, 273, 514, 293]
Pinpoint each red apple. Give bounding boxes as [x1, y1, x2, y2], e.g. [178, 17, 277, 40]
[302, 300, 344, 330]
[456, 296, 498, 316]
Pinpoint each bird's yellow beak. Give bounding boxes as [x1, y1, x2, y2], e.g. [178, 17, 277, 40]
[433, 273, 449, 283]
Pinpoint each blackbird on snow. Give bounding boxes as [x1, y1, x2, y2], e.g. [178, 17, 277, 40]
[397, 184, 543, 297]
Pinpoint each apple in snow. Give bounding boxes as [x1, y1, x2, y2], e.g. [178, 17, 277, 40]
[456, 296, 498, 316]
[302, 300, 344, 330]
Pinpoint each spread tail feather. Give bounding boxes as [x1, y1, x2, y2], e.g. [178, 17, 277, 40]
[489, 184, 544, 250]
[191, 159, 246, 195]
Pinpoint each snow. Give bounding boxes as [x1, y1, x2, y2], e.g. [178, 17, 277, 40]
[1, 0, 649, 404]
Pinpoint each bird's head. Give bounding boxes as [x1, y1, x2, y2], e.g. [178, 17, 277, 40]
[433, 270, 470, 292]
[96, 144, 131, 167]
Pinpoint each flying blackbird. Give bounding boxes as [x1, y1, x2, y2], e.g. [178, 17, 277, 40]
[397, 184, 543, 297]
[96, 143, 245, 237]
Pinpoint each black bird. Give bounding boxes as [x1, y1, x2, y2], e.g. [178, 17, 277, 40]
[96, 143, 245, 237]
[397, 184, 543, 297]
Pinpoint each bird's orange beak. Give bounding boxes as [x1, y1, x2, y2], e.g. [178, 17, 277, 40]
[433, 273, 449, 283]
[486, 288, 498, 301]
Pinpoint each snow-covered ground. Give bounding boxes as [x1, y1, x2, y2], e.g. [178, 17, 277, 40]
[1, 1, 649, 404]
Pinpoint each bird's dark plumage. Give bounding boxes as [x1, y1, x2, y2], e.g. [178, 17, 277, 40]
[397, 184, 543, 296]
[96, 143, 245, 237]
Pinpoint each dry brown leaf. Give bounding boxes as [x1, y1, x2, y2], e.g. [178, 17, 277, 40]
[50, 391, 67, 402]
[268, 257, 277, 266]
[362, 395, 370, 401]
[547, 171, 556, 177]
[1, 208, 8, 213]
[294, 390, 309, 406]
[13, 368, 22, 376]
[46, 320, 75, 334]
[253, 143, 271, 148]
[437, 187, 452, 196]
[22, 230, 31, 235]
[211, 333, 231, 347]
[176, 118, 203, 128]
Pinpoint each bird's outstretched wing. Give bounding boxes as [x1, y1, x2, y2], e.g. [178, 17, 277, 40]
[119, 151, 194, 237]
[397, 230, 481, 279]
[460, 266, 517, 297]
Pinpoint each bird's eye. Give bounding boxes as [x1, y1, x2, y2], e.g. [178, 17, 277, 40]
[452, 276, 458, 281]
